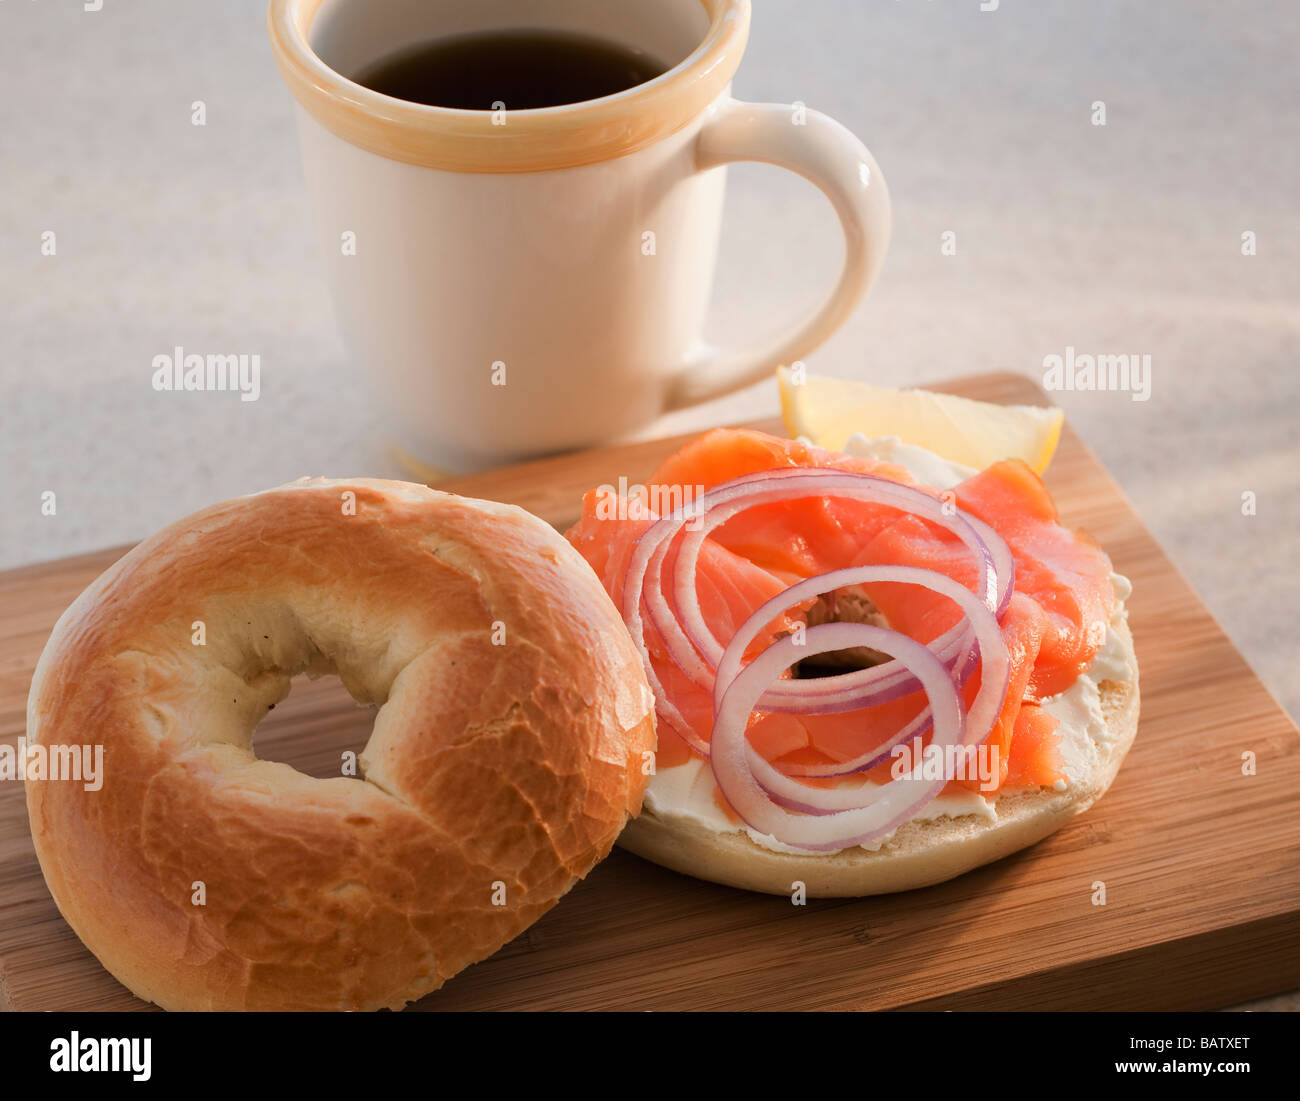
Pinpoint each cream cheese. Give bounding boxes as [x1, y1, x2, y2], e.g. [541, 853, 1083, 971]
[640, 435, 1136, 855]
[843, 433, 977, 488]
[1040, 586, 1135, 791]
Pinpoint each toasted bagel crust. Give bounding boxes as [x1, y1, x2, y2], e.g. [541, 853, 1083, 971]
[618, 619, 1138, 897]
[26, 479, 655, 1010]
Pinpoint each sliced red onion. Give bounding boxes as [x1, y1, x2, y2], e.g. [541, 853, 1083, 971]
[721, 565, 1010, 790]
[674, 475, 1012, 700]
[710, 622, 964, 851]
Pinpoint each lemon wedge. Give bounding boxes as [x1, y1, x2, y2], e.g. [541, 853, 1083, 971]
[777, 368, 1065, 474]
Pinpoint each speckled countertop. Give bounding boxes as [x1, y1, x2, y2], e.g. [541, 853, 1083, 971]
[1, 0, 1296, 1009]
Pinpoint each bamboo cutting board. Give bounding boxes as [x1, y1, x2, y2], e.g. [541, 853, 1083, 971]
[1, 372, 1297, 1012]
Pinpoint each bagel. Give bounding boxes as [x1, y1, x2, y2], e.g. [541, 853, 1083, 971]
[25, 478, 656, 1011]
[565, 428, 1142, 899]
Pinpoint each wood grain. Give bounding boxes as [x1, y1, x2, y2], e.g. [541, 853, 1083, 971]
[1, 371, 1297, 1011]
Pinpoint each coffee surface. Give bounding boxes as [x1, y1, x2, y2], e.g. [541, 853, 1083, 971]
[353, 29, 669, 110]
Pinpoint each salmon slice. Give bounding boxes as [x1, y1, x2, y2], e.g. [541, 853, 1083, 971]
[567, 489, 802, 767]
[1002, 703, 1066, 789]
[951, 592, 1048, 793]
[651, 428, 922, 578]
[951, 461, 1113, 698]
[566, 428, 1116, 796]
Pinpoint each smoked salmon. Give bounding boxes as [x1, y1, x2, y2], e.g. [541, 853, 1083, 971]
[566, 428, 1117, 799]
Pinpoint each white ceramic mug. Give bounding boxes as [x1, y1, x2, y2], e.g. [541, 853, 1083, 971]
[270, 0, 891, 473]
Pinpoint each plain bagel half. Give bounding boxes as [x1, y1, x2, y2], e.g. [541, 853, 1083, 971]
[26, 478, 656, 1011]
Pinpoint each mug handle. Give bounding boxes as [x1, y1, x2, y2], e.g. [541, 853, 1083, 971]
[664, 97, 892, 412]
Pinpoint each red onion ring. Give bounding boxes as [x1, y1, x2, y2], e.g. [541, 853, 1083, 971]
[723, 565, 1009, 800]
[710, 622, 964, 850]
[672, 476, 1011, 710]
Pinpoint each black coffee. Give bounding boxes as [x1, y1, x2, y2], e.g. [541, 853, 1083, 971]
[353, 29, 669, 111]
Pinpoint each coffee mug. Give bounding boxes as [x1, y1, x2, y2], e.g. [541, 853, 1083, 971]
[269, 0, 891, 473]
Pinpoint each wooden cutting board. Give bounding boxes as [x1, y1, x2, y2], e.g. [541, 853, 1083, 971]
[2, 371, 1297, 1012]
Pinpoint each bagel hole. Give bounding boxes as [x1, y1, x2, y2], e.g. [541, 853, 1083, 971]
[252, 672, 376, 781]
[792, 587, 893, 678]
